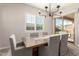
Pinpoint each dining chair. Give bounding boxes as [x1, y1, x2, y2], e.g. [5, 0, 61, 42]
[9, 34, 32, 56]
[60, 33, 68, 56]
[38, 35, 60, 56]
[30, 32, 39, 39]
[42, 32, 48, 36]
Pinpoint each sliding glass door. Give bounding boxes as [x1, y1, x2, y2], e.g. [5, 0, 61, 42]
[55, 17, 63, 34]
[55, 17, 74, 42]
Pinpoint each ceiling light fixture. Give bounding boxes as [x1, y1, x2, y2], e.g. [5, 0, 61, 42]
[38, 3, 62, 17]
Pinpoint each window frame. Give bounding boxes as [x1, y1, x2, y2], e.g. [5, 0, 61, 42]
[55, 17, 73, 34]
[24, 14, 45, 32]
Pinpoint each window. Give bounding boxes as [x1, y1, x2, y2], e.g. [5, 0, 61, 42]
[63, 19, 73, 38]
[55, 18, 73, 34]
[25, 15, 35, 30]
[25, 14, 44, 31]
[55, 18, 62, 33]
[36, 16, 44, 30]
[64, 19, 72, 29]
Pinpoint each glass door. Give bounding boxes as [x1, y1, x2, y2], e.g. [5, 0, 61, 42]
[55, 17, 74, 42]
[55, 17, 63, 34]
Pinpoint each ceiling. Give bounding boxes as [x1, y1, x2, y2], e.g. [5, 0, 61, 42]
[26, 3, 75, 21]
[27, 3, 72, 11]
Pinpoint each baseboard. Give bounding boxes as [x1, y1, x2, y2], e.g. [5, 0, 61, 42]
[0, 47, 10, 50]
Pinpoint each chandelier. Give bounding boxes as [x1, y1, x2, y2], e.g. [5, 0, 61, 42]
[38, 3, 62, 17]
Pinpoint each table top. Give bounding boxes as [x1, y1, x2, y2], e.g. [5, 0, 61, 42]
[23, 34, 62, 48]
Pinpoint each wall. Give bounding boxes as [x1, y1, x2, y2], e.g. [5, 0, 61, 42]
[0, 4, 53, 48]
[0, 7, 6, 49]
[0, 8, 3, 48]
[74, 10, 79, 46]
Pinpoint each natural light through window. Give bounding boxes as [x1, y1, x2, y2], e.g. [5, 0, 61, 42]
[25, 14, 44, 31]
[55, 18, 73, 34]
[36, 16, 44, 30]
[55, 18, 62, 33]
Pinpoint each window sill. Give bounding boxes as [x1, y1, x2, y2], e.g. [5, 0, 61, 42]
[25, 30, 44, 33]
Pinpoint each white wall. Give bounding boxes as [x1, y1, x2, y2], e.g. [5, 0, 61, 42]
[0, 4, 53, 48]
[0, 8, 7, 48]
[74, 10, 79, 46]
[0, 8, 3, 48]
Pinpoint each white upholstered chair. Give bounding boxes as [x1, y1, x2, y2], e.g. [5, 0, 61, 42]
[9, 34, 32, 56]
[42, 32, 48, 36]
[60, 33, 68, 56]
[38, 35, 60, 56]
[30, 32, 39, 39]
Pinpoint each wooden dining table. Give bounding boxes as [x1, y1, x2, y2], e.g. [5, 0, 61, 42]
[23, 34, 61, 56]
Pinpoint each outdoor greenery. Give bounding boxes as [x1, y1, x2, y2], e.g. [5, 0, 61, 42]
[55, 27, 62, 34]
[26, 23, 43, 30]
[26, 23, 34, 30]
[36, 24, 43, 30]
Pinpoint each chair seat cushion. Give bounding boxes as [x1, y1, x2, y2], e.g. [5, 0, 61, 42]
[16, 42, 24, 47]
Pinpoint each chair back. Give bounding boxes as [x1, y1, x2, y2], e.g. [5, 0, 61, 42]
[60, 33, 68, 55]
[42, 32, 48, 36]
[30, 32, 39, 38]
[48, 35, 60, 56]
[9, 34, 16, 50]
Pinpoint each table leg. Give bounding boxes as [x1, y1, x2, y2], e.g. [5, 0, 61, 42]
[32, 47, 39, 56]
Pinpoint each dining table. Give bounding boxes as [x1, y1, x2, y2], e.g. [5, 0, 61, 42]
[23, 34, 61, 56]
